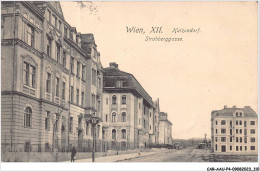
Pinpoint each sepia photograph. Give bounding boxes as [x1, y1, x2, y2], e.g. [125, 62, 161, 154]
[0, 0, 259, 171]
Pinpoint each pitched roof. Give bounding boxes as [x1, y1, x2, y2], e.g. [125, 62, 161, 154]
[103, 66, 154, 108]
[212, 106, 258, 118]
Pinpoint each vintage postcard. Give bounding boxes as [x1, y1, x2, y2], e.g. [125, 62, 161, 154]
[1, 1, 259, 171]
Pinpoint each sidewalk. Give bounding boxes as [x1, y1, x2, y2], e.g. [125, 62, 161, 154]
[63, 149, 169, 162]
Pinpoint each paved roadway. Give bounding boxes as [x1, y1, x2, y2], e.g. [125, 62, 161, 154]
[119, 148, 209, 162]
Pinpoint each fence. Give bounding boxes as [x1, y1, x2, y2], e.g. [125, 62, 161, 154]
[1, 140, 140, 153]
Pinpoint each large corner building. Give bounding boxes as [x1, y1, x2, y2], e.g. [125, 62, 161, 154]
[211, 105, 258, 154]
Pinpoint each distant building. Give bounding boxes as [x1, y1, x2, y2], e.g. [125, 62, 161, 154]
[158, 112, 173, 145]
[102, 63, 155, 149]
[211, 105, 258, 154]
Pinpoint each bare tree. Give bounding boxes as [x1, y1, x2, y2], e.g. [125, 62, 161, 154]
[76, 1, 98, 15]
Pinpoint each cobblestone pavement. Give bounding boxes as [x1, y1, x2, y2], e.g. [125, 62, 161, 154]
[119, 148, 209, 162]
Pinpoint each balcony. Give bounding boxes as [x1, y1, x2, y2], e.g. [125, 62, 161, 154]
[23, 85, 36, 96]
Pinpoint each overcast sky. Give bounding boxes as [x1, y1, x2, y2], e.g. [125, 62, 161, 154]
[61, 1, 258, 139]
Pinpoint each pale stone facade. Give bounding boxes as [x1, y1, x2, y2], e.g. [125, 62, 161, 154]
[211, 106, 258, 154]
[102, 63, 156, 149]
[158, 112, 173, 145]
[1, 1, 103, 152]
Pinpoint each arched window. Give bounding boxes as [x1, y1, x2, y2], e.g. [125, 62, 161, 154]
[112, 112, 116, 122]
[121, 112, 126, 122]
[121, 95, 126, 104]
[122, 129, 126, 139]
[112, 129, 116, 140]
[112, 95, 117, 104]
[24, 107, 32, 127]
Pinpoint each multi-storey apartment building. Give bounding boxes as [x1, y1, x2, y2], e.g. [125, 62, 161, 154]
[1, 1, 103, 152]
[158, 112, 173, 145]
[102, 63, 155, 149]
[211, 105, 258, 154]
[149, 98, 160, 144]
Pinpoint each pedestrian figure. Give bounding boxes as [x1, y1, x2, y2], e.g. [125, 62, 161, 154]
[71, 146, 77, 162]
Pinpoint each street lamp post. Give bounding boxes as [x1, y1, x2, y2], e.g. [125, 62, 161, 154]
[85, 114, 101, 162]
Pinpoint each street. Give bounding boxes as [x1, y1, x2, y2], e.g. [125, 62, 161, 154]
[118, 148, 209, 162]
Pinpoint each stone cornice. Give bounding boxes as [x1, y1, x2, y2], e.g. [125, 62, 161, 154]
[2, 91, 69, 111]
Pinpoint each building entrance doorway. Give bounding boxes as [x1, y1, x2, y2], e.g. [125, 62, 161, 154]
[221, 145, 226, 152]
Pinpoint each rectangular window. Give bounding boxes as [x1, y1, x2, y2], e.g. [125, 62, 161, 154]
[58, 20, 62, 31]
[244, 121, 247, 127]
[239, 120, 242, 125]
[82, 65, 85, 80]
[64, 27, 68, 37]
[76, 89, 79, 105]
[236, 120, 238, 125]
[244, 129, 247, 135]
[62, 82, 65, 100]
[30, 66, 36, 88]
[54, 16, 57, 28]
[236, 146, 238, 151]
[70, 86, 74, 103]
[62, 51, 66, 67]
[47, 37, 51, 56]
[70, 57, 74, 74]
[27, 24, 34, 47]
[98, 77, 101, 88]
[23, 62, 29, 86]
[215, 129, 218, 134]
[92, 69, 96, 86]
[45, 111, 50, 130]
[250, 121, 255, 125]
[230, 129, 232, 135]
[250, 146, 255, 150]
[230, 137, 232, 142]
[250, 137, 255, 142]
[240, 129, 242, 134]
[215, 144, 217, 151]
[221, 120, 226, 125]
[230, 120, 232, 127]
[81, 92, 84, 107]
[69, 117, 73, 132]
[55, 77, 59, 97]
[236, 137, 238, 142]
[221, 129, 226, 134]
[240, 137, 242, 143]
[221, 137, 226, 142]
[215, 137, 218, 142]
[236, 129, 238, 134]
[56, 43, 60, 63]
[46, 72, 51, 93]
[122, 95, 126, 104]
[47, 10, 51, 22]
[86, 122, 89, 135]
[77, 61, 80, 77]
[245, 146, 247, 151]
[245, 137, 247, 143]
[250, 129, 255, 134]
[240, 146, 242, 151]
[215, 120, 218, 125]
[230, 146, 232, 151]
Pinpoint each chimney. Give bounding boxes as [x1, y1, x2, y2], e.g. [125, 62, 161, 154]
[233, 105, 237, 108]
[224, 105, 227, 109]
[109, 62, 118, 69]
[244, 106, 250, 108]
